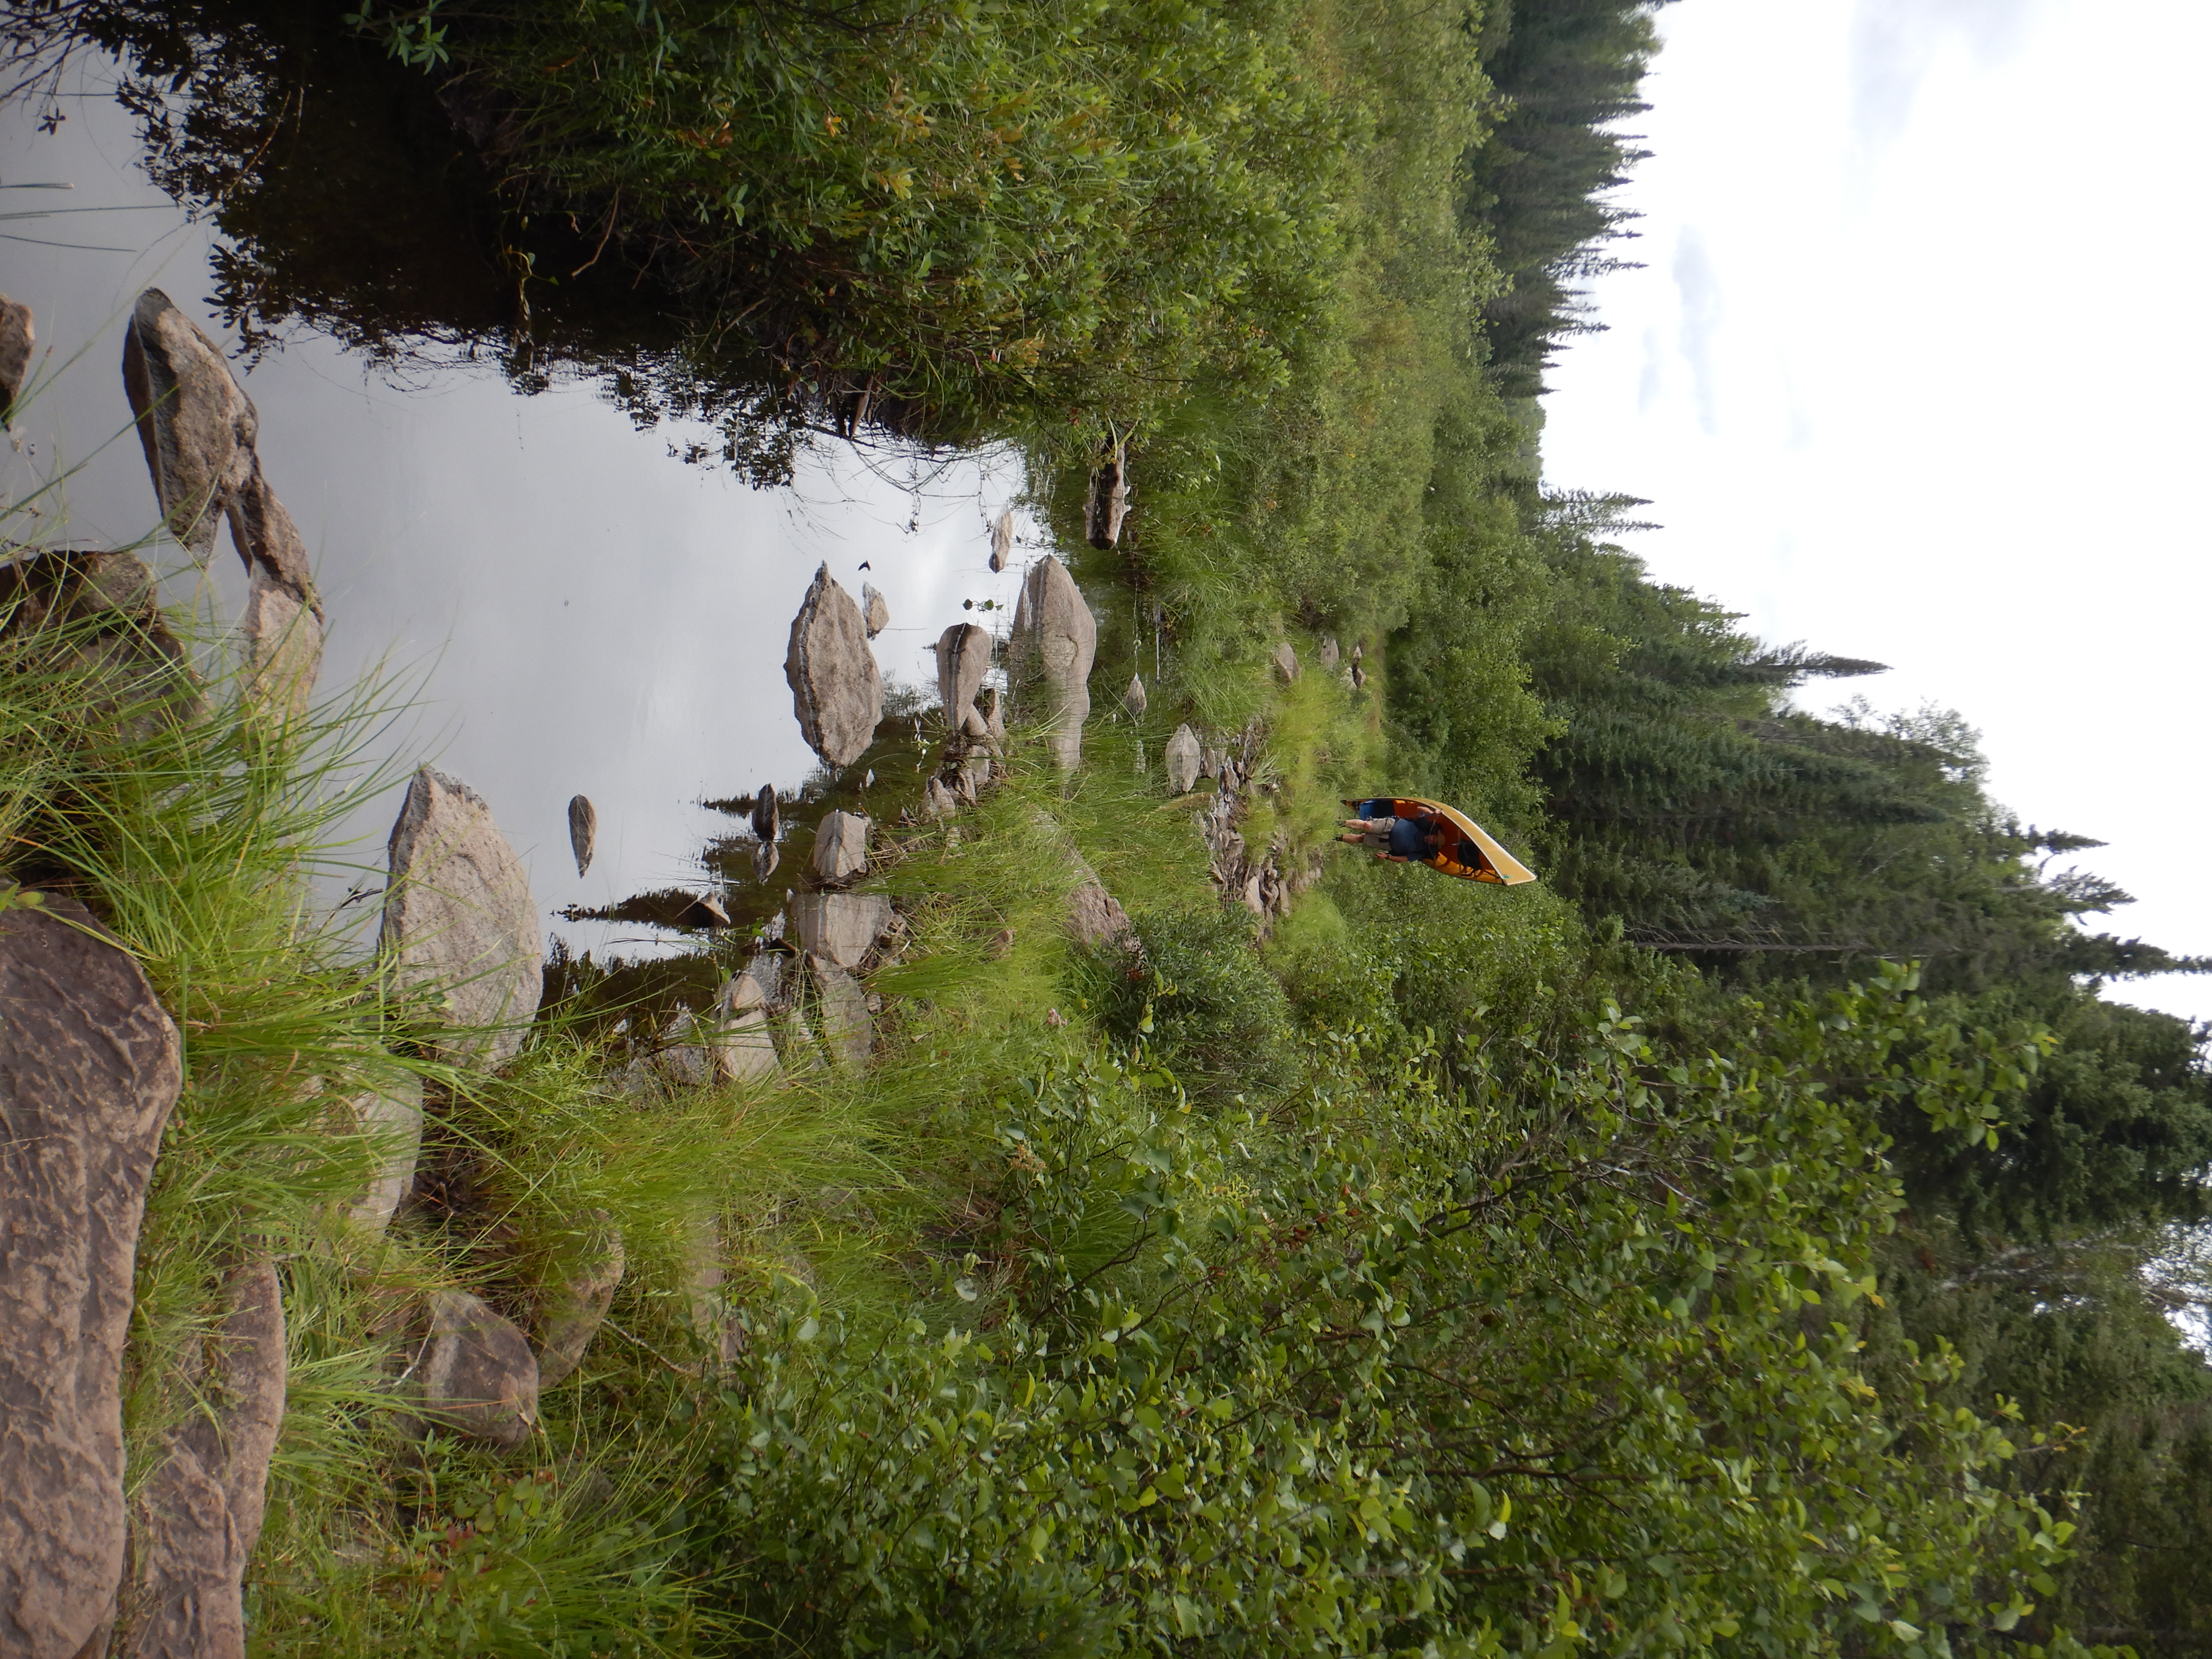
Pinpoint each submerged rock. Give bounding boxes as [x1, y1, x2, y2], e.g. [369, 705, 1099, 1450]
[1010, 555, 1096, 769]
[417, 1291, 539, 1451]
[1165, 724, 1202, 793]
[813, 810, 870, 883]
[990, 507, 1014, 573]
[122, 1255, 287, 1659]
[567, 795, 597, 878]
[0, 895, 182, 1659]
[935, 622, 992, 729]
[0, 291, 32, 421]
[380, 767, 542, 1068]
[784, 563, 883, 770]
[861, 581, 890, 640]
[534, 1213, 625, 1390]
[790, 891, 893, 970]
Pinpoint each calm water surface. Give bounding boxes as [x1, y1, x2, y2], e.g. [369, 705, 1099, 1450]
[2, 70, 1035, 961]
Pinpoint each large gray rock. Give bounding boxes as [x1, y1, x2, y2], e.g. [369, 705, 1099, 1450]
[121, 1255, 286, 1659]
[1165, 725, 1202, 793]
[0, 291, 33, 422]
[935, 622, 991, 729]
[1086, 449, 1129, 549]
[813, 810, 870, 884]
[0, 895, 181, 1659]
[790, 891, 893, 970]
[123, 289, 323, 709]
[990, 508, 1014, 573]
[1010, 555, 1096, 769]
[121, 289, 251, 563]
[1318, 636, 1340, 671]
[381, 767, 542, 1068]
[1272, 641, 1301, 683]
[860, 582, 890, 640]
[534, 1213, 625, 1390]
[331, 1070, 423, 1243]
[567, 795, 597, 878]
[418, 1291, 539, 1451]
[784, 564, 882, 770]
[1122, 673, 1147, 720]
[806, 954, 872, 1070]
[1069, 872, 1137, 952]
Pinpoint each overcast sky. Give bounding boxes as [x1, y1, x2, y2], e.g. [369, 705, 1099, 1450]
[1539, 0, 2212, 1025]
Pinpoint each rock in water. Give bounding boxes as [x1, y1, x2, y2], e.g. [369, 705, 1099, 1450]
[989, 507, 1014, 573]
[122, 1255, 286, 1659]
[331, 1070, 423, 1243]
[567, 795, 597, 878]
[535, 1213, 625, 1390]
[1273, 641, 1300, 682]
[935, 622, 991, 728]
[1009, 555, 1096, 770]
[0, 895, 182, 1659]
[122, 289, 322, 709]
[0, 291, 32, 422]
[1122, 673, 1147, 720]
[121, 289, 250, 562]
[417, 1291, 539, 1450]
[751, 784, 780, 844]
[784, 563, 882, 770]
[1165, 724, 1202, 793]
[380, 767, 542, 1068]
[813, 810, 870, 883]
[861, 581, 890, 640]
[790, 891, 893, 969]
[807, 954, 872, 1070]
[751, 839, 781, 883]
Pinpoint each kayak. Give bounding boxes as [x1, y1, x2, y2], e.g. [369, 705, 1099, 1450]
[1343, 797, 1538, 886]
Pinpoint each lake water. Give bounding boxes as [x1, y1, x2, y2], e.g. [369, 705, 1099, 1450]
[1, 61, 1035, 962]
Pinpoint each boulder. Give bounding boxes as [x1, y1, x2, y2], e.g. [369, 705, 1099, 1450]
[1122, 673, 1147, 720]
[417, 1291, 539, 1451]
[923, 775, 958, 820]
[0, 895, 182, 1659]
[935, 622, 992, 728]
[989, 508, 1014, 573]
[751, 839, 780, 883]
[712, 1001, 781, 1084]
[860, 581, 890, 640]
[1319, 636, 1339, 671]
[121, 1254, 286, 1659]
[784, 563, 882, 770]
[1165, 725, 1202, 793]
[751, 785, 780, 844]
[807, 953, 872, 1070]
[1010, 555, 1096, 769]
[567, 795, 596, 878]
[1273, 641, 1300, 683]
[0, 291, 32, 421]
[238, 571, 322, 718]
[380, 766, 542, 1068]
[790, 891, 892, 970]
[121, 288, 251, 562]
[331, 1070, 424, 1242]
[1069, 873, 1137, 952]
[813, 810, 870, 883]
[534, 1213, 625, 1390]
[984, 685, 1006, 750]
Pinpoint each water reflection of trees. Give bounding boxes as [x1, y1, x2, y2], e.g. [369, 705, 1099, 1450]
[5, 0, 884, 484]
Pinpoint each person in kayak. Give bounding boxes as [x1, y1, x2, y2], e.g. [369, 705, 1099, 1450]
[1340, 799, 1459, 863]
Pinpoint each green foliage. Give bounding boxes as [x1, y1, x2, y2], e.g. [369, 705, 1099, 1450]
[688, 977, 2089, 1655]
[1086, 904, 1302, 1103]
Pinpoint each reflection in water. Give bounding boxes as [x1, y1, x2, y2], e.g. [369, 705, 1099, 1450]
[0, 54, 1037, 979]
